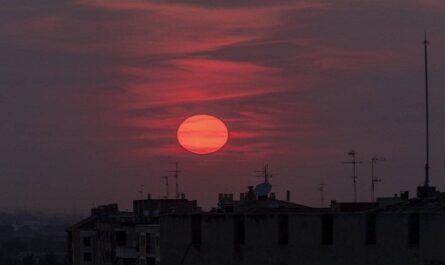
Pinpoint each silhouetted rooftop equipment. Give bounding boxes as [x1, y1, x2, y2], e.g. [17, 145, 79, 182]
[138, 184, 144, 200]
[342, 150, 362, 202]
[168, 162, 181, 199]
[254, 164, 274, 199]
[256, 164, 273, 183]
[318, 183, 325, 207]
[254, 182, 272, 199]
[161, 175, 169, 199]
[371, 155, 386, 202]
[422, 32, 431, 191]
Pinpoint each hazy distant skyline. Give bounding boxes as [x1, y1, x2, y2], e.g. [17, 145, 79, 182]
[1, 0, 445, 211]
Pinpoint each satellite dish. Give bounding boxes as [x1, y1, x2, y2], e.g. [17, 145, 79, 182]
[254, 182, 272, 197]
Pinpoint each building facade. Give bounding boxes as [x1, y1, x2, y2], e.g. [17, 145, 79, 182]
[160, 210, 445, 265]
[68, 197, 196, 265]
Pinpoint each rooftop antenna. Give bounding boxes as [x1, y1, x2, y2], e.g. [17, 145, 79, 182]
[138, 184, 144, 200]
[161, 176, 169, 199]
[371, 155, 386, 202]
[343, 150, 362, 202]
[168, 162, 181, 199]
[256, 164, 272, 183]
[443, 156, 445, 191]
[423, 31, 430, 189]
[318, 183, 325, 207]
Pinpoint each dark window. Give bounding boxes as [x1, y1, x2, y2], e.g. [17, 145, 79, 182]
[408, 214, 419, 246]
[191, 215, 202, 245]
[321, 214, 333, 245]
[123, 258, 135, 265]
[365, 214, 377, 245]
[136, 234, 140, 252]
[146, 233, 151, 253]
[147, 257, 156, 265]
[83, 237, 91, 247]
[115, 231, 127, 246]
[233, 215, 245, 245]
[278, 215, 289, 245]
[83, 252, 92, 262]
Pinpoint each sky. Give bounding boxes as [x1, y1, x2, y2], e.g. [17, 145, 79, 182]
[1, 0, 445, 212]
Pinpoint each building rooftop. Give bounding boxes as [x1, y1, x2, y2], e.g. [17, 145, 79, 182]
[372, 194, 445, 213]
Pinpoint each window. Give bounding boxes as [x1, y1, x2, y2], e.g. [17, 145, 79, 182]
[278, 215, 288, 245]
[155, 236, 160, 250]
[83, 252, 92, 262]
[233, 215, 245, 245]
[408, 214, 419, 246]
[365, 214, 377, 245]
[83, 237, 91, 247]
[146, 233, 151, 253]
[115, 231, 127, 246]
[146, 257, 156, 265]
[321, 214, 333, 245]
[191, 215, 202, 245]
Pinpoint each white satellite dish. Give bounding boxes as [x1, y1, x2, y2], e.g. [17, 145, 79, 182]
[254, 182, 272, 197]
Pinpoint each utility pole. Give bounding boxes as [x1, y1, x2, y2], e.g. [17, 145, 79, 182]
[423, 32, 430, 190]
[161, 176, 169, 199]
[343, 150, 362, 202]
[318, 183, 325, 207]
[371, 156, 386, 202]
[168, 162, 181, 199]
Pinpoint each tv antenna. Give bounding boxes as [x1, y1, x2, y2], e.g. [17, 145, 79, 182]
[161, 176, 169, 199]
[443, 156, 445, 191]
[423, 32, 430, 189]
[318, 183, 325, 207]
[256, 164, 273, 183]
[342, 150, 362, 202]
[138, 184, 144, 200]
[371, 155, 386, 202]
[168, 162, 181, 199]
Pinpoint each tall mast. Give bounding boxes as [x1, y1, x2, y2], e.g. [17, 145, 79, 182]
[423, 32, 430, 188]
[371, 155, 385, 202]
[256, 164, 272, 183]
[343, 150, 362, 202]
[318, 183, 325, 207]
[161, 176, 169, 199]
[168, 162, 181, 199]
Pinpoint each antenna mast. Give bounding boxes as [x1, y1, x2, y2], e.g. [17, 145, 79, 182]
[161, 176, 169, 199]
[318, 183, 325, 207]
[256, 164, 272, 183]
[138, 184, 144, 200]
[343, 150, 362, 202]
[371, 155, 386, 202]
[423, 32, 430, 189]
[168, 162, 181, 199]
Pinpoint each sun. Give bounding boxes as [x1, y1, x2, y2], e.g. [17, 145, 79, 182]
[177, 114, 229, 155]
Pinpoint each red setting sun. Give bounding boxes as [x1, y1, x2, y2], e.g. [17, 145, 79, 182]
[177, 115, 229, 155]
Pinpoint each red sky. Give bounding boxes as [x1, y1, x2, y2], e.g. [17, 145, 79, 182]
[1, 0, 445, 212]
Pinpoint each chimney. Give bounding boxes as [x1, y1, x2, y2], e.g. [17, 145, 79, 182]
[270, 192, 276, 199]
[181, 193, 186, 199]
[400, 191, 409, 200]
[286, 190, 291, 201]
[147, 194, 151, 200]
[240, 193, 245, 201]
[246, 186, 256, 201]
